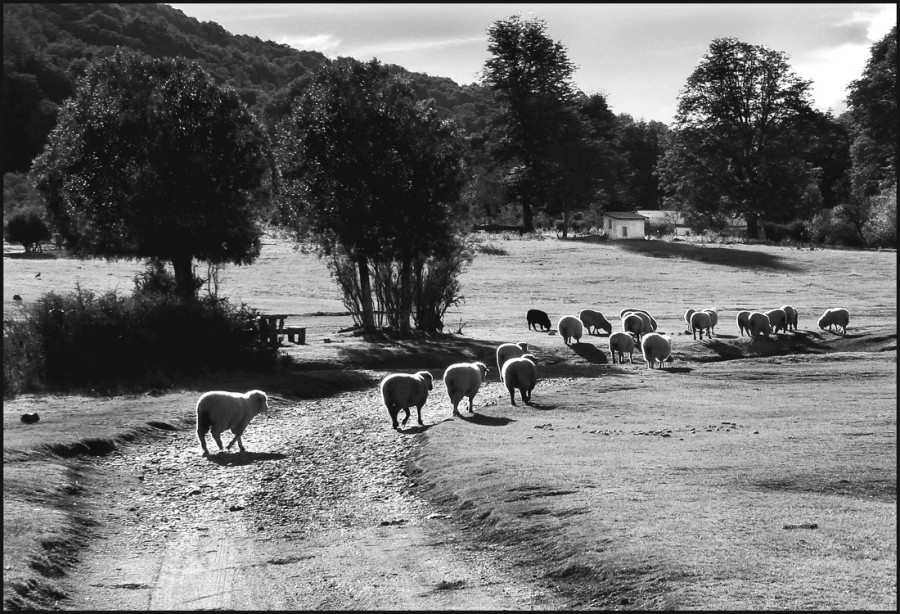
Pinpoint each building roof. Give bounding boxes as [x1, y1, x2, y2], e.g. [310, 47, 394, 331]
[603, 211, 647, 220]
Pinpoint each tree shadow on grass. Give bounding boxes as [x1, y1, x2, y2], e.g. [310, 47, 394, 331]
[5, 251, 58, 260]
[569, 342, 609, 364]
[204, 451, 286, 466]
[614, 240, 802, 272]
[337, 335, 502, 371]
[457, 412, 517, 426]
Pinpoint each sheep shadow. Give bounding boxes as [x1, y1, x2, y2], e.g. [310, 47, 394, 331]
[569, 342, 609, 364]
[396, 423, 438, 435]
[204, 451, 287, 466]
[523, 400, 556, 411]
[457, 412, 517, 427]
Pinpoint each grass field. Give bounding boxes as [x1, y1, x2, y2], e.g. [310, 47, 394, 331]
[3, 233, 896, 609]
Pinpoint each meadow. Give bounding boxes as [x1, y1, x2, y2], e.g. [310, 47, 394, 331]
[3, 233, 896, 609]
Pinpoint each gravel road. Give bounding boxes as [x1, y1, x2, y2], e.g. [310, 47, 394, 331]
[57, 374, 565, 610]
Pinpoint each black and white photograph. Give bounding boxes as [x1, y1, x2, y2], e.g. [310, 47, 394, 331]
[3, 3, 896, 610]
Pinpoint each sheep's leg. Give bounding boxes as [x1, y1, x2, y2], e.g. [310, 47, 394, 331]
[467, 395, 475, 413]
[401, 407, 410, 427]
[415, 405, 424, 427]
[211, 430, 226, 451]
[629, 351, 634, 364]
[388, 407, 400, 429]
[508, 387, 517, 406]
[452, 400, 461, 417]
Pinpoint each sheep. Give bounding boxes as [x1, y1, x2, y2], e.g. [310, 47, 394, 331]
[380, 371, 434, 429]
[683, 308, 696, 331]
[764, 308, 787, 334]
[702, 308, 719, 335]
[501, 354, 538, 406]
[496, 342, 528, 381]
[818, 307, 850, 334]
[608, 331, 636, 364]
[736, 310, 752, 337]
[526, 309, 552, 332]
[780, 305, 798, 331]
[196, 390, 269, 455]
[622, 313, 646, 343]
[641, 332, 673, 369]
[690, 310, 713, 340]
[622, 310, 654, 335]
[748, 312, 772, 339]
[579, 309, 613, 335]
[620, 308, 658, 331]
[443, 361, 489, 417]
[557, 315, 584, 345]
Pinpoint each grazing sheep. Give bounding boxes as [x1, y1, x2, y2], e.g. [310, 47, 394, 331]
[557, 315, 584, 345]
[496, 342, 528, 381]
[608, 331, 636, 364]
[780, 305, 798, 331]
[526, 309, 552, 332]
[380, 371, 434, 429]
[443, 362, 489, 417]
[736, 310, 752, 337]
[683, 308, 696, 331]
[641, 332, 673, 369]
[501, 354, 538, 406]
[622, 313, 646, 343]
[620, 308, 658, 331]
[196, 390, 269, 455]
[702, 308, 719, 335]
[690, 310, 713, 340]
[765, 308, 788, 334]
[818, 308, 850, 334]
[579, 309, 613, 335]
[748, 312, 772, 339]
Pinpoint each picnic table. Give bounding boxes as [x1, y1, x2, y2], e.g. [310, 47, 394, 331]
[257, 314, 306, 347]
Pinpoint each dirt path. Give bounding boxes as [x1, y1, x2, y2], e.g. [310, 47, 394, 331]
[59, 381, 564, 610]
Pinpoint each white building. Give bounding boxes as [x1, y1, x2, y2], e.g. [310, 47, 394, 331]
[601, 211, 647, 239]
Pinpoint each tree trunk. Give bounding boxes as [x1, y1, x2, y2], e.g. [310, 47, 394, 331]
[562, 203, 570, 239]
[522, 198, 534, 233]
[171, 255, 196, 301]
[397, 256, 413, 334]
[357, 253, 376, 331]
[745, 214, 760, 240]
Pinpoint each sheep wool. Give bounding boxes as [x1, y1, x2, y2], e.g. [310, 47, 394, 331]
[526, 309, 552, 332]
[765, 308, 788, 334]
[196, 390, 269, 455]
[380, 371, 434, 429]
[641, 333, 673, 369]
[557, 315, 584, 345]
[818, 307, 849, 334]
[579, 309, 613, 335]
[443, 362, 489, 416]
[608, 331, 636, 364]
[748, 312, 772, 339]
[501, 354, 538, 406]
[736, 311, 751, 337]
[690, 311, 713, 340]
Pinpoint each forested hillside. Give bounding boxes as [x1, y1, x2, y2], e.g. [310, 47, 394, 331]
[2, 2, 492, 174]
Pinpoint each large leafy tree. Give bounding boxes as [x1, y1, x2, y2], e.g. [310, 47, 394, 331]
[31, 49, 270, 299]
[658, 37, 818, 238]
[481, 14, 578, 232]
[274, 58, 467, 332]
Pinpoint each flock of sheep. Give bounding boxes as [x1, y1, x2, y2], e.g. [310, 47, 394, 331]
[195, 305, 851, 451]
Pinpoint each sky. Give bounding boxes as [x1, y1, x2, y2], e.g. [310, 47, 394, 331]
[168, 3, 896, 124]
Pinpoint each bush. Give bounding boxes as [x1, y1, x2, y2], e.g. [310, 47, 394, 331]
[807, 209, 865, 248]
[862, 188, 897, 248]
[2, 285, 279, 396]
[4, 209, 52, 253]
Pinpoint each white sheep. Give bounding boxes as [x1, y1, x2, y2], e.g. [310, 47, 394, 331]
[818, 307, 849, 334]
[496, 342, 528, 381]
[443, 361, 489, 416]
[690, 310, 713, 340]
[736, 310, 751, 337]
[703, 308, 719, 335]
[380, 371, 434, 429]
[641, 332, 673, 369]
[780, 305, 798, 331]
[196, 390, 269, 455]
[765, 308, 787, 334]
[501, 354, 537, 406]
[620, 308, 658, 331]
[748, 312, 772, 339]
[683, 308, 696, 332]
[579, 309, 613, 335]
[608, 331, 636, 364]
[557, 315, 584, 345]
[622, 313, 646, 342]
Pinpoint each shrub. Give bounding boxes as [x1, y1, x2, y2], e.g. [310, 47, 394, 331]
[2, 285, 279, 396]
[862, 188, 897, 248]
[807, 209, 865, 248]
[4, 209, 52, 253]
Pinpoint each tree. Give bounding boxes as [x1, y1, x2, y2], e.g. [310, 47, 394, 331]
[481, 14, 578, 232]
[30, 49, 270, 300]
[274, 58, 467, 333]
[659, 37, 818, 238]
[4, 209, 51, 253]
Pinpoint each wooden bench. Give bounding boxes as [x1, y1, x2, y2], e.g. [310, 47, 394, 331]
[281, 326, 306, 345]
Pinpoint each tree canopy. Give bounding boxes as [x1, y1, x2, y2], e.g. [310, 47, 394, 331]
[30, 49, 271, 299]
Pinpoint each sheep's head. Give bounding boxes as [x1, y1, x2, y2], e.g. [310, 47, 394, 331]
[419, 371, 434, 390]
[249, 390, 269, 413]
[518, 342, 528, 352]
[817, 316, 828, 329]
[474, 362, 488, 379]
[521, 354, 537, 363]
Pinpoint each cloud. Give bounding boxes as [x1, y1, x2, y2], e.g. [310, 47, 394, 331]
[342, 35, 486, 60]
